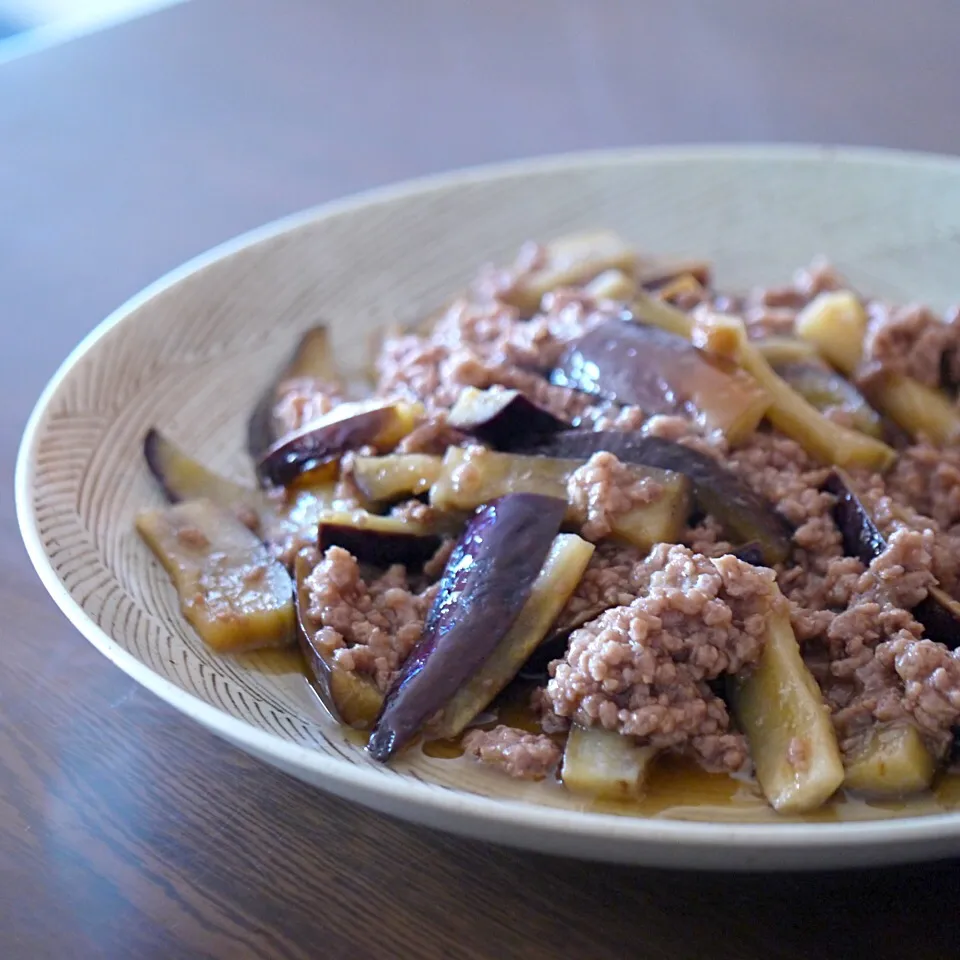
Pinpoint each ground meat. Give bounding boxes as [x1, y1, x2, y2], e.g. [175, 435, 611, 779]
[683, 516, 735, 558]
[272, 376, 343, 434]
[304, 546, 437, 692]
[856, 480, 960, 601]
[388, 499, 441, 524]
[422, 538, 456, 580]
[880, 638, 960, 745]
[859, 302, 960, 389]
[545, 545, 778, 772]
[557, 542, 645, 629]
[886, 442, 960, 531]
[530, 686, 570, 735]
[743, 306, 799, 340]
[566, 452, 664, 541]
[792, 257, 845, 299]
[792, 519, 942, 752]
[585, 403, 648, 432]
[462, 725, 561, 780]
[374, 293, 614, 420]
[470, 240, 548, 305]
[394, 414, 467, 455]
[729, 432, 831, 526]
[733, 258, 846, 340]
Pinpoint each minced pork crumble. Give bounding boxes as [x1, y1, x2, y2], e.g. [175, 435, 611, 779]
[287, 251, 960, 784]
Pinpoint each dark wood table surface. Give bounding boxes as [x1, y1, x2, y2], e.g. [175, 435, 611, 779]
[4, 2, 960, 957]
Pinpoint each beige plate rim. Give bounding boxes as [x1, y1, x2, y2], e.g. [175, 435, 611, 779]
[16, 142, 960, 858]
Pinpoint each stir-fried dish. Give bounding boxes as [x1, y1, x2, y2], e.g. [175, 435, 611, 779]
[136, 230, 960, 815]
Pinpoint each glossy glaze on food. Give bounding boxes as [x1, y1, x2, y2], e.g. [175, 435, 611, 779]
[136, 233, 960, 821]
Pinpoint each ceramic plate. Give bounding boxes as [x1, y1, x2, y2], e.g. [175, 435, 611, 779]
[18, 145, 960, 870]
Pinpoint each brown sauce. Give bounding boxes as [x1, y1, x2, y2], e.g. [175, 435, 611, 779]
[423, 681, 960, 823]
[302, 669, 960, 823]
[234, 647, 305, 676]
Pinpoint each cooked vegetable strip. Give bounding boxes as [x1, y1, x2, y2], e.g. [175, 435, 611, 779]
[514, 431, 791, 565]
[795, 290, 868, 375]
[754, 337, 821, 366]
[144, 427, 350, 562]
[429, 447, 690, 549]
[636, 257, 711, 289]
[350, 454, 443, 503]
[843, 724, 936, 797]
[257, 398, 422, 487]
[317, 510, 448, 568]
[863, 373, 960, 445]
[583, 268, 637, 302]
[631, 292, 895, 468]
[294, 550, 383, 728]
[738, 341, 895, 470]
[729, 597, 845, 814]
[690, 309, 743, 359]
[247, 325, 341, 459]
[630, 289, 697, 337]
[447, 387, 569, 446]
[431, 534, 595, 739]
[560, 725, 659, 801]
[655, 272, 705, 304]
[551, 319, 769, 445]
[792, 292, 960, 444]
[144, 428, 263, 518]
[497, 230, 638, 313]
[136, 499, 296, 653]
[772, 359, 884, 439]
[368, 494, 568, 761]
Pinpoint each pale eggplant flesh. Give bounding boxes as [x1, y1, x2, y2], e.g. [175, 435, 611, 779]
[549, 317, 769, 444]
[256, 399, 419, 487]
[447, 387, 569, 447]
[366, 493, 567, 761]
[316, 511, 445, 568]
[514, 431, 791, 566]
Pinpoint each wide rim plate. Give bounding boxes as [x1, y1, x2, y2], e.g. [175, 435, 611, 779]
[17, 144, 960, 870]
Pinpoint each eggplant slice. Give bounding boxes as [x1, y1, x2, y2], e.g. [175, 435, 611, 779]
[136, 499, 296, 653]
[247, 325, 341, 460]
[514, 431, 791, 566]
[367, 493, 567, 762]
[429, 446, 691, 551]
[550, 318, 769, 444]
[772, 359, 884, 439]
[294, 549, 383, 728]
[257, 399, 420, 487]
[429, 532, 595, 739]
[316, 510, 446, 569]
[447, 387, 569, 447]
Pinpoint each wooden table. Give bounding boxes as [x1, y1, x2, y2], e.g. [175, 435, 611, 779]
[4, 2, 960, 957]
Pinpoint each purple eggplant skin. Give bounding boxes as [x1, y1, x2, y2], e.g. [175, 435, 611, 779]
[367, 493, 567, 762]
[516, 430, 792, 566]
[823, 469, 886, 566]
[247, 326, 338, 461]
[733, 542, 766, 567]
[517, 633, 569, 683]
[825, 468, 960, 649]
[318, 523, 443, 569]
[447, 387, 570, 448]
[256, 400, 412, 488]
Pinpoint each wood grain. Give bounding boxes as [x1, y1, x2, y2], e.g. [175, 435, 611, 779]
[4, 1, 960, 957]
